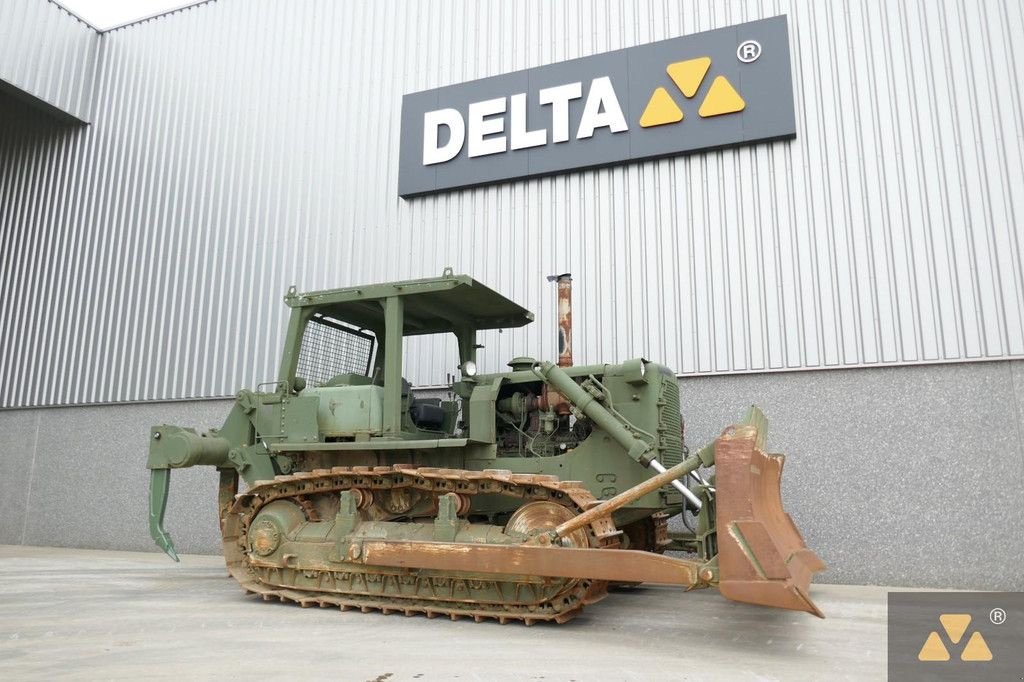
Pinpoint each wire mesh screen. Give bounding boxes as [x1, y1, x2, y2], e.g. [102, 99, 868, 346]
[295, 314, 375, 387]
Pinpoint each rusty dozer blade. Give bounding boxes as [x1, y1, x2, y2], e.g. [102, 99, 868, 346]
[714, 408, 826, 617]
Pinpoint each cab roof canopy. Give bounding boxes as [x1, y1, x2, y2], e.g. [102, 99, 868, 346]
[284, 272, 535, 336]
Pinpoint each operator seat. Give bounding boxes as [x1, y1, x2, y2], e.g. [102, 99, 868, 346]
[400, 379, 446, 430]
[409, 400, 445, 429]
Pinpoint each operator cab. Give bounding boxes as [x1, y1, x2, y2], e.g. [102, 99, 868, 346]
[279, 269, 534, 441]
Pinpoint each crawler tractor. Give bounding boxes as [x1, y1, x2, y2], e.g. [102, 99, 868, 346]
[147, 271, 824, 623]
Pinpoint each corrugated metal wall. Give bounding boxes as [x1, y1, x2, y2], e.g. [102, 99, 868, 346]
[0, 0, 99, 121]
[1, 0, 1023, 408]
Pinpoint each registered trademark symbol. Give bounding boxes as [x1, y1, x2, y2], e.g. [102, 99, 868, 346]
[990, 607, 1006, 625]
[737, 39, 762, 63]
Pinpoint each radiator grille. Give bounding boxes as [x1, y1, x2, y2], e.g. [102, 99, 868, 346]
[657, 378, 683, 467]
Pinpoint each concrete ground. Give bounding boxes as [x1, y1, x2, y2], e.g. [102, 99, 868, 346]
[0, 545, 888, 681]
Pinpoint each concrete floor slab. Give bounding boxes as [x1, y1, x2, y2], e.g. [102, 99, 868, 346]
[0, 545, 891, 681]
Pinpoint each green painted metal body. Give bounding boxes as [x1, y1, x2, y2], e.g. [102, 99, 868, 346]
[147, 271, 703, 559]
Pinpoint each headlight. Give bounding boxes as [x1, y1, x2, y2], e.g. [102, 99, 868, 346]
[623, 358, 648, 385]
[461, 360, 477, 377]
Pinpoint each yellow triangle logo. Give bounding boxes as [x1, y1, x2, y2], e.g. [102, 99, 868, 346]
[639, 87, 684, 128]
[918, 614, 993, 663]
[698, 76, 746, 117]
[917, 631, 950, 661]
[666, 57, 711, 98]
[961, 632, 993, 662]
[939, 614, 971, 644]
[638, 56, 747, 127]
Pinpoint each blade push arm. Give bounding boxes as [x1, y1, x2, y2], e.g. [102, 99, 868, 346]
[550, 449, 711, 540]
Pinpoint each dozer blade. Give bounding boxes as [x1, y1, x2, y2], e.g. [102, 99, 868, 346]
[714, 409, 826, 617]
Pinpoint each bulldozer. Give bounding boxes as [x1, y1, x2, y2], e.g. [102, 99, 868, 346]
[147, 270, 824, 623]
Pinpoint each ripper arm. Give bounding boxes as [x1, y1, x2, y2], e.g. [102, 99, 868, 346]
[146, 425, 232, 561]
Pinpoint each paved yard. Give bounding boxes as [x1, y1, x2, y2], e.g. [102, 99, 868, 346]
[0, 545, 888, 680]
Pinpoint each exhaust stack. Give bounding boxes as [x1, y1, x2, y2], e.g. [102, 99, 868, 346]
[548, 273, 572, 367]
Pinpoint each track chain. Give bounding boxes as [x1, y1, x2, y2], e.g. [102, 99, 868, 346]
[222, 465, 621, 624]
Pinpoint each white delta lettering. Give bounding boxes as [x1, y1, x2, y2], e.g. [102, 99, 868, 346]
[421, 76, 627, 166]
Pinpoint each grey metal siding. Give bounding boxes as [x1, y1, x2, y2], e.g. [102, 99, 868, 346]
[0, 0, 99, 121]
[0, 0, 1022, 408]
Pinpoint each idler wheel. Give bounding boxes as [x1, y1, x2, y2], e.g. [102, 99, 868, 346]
[504, 501, 590, 548]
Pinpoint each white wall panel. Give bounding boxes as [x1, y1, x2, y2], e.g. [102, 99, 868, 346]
[1, 0, 1022, 407]
[0, 0, 98, 121]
